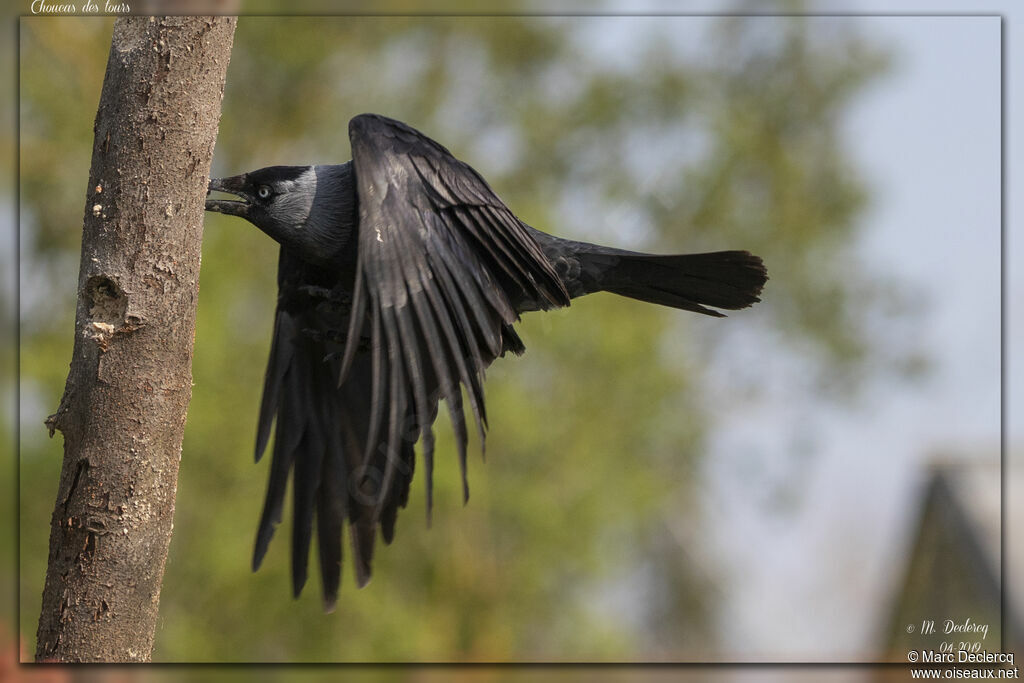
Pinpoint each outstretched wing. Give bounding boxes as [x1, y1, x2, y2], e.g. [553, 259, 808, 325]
[341, 113, 570, 523]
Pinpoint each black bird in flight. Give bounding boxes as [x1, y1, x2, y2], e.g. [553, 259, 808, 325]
[205, 113, 767, 611]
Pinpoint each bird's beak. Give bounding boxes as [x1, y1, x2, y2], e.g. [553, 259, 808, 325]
[205, 175, 250, 218]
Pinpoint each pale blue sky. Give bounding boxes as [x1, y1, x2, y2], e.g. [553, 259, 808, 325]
[587, 2, 1012, 660]
[727, 7, 1008, 660]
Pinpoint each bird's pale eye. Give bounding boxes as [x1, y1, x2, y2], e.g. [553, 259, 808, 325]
[257, 185, 272, 199]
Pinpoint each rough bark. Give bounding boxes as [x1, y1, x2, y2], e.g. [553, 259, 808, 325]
[35, 16, 236, 663]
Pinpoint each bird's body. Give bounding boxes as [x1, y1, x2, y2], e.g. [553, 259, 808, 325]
[206, 113, 767, 610]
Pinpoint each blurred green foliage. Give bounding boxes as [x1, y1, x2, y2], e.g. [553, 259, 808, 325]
[18, 13, 896, 662]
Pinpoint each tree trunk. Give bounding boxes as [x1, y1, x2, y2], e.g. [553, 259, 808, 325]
[35, 16, 236, 663]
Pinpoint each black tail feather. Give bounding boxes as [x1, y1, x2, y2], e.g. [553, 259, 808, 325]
[580, 248, 767, 317]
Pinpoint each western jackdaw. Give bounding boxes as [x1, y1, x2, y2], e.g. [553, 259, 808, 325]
[205, 113, 767, 610]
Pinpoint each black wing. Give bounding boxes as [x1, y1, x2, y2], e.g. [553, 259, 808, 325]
[341, 113, 569, 521]
[252, 115, 570, 609]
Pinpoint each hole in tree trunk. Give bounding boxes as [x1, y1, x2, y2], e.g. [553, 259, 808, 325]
[85, 275, 127, 325]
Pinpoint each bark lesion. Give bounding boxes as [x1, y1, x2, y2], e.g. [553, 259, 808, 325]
[85, 274, 127, 324]
[81, 273, 148, 352]
[61, 458, 90, 515]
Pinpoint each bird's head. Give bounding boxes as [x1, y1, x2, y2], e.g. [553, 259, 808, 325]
[206, 164, 356, 265]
